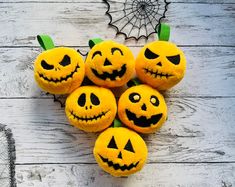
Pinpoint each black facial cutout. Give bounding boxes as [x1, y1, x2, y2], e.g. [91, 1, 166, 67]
[104, 58, 112, 66]
[111, 47, 123, 56]
[41, 60, 54, 70]
[78, 93, 86, 107]
[70, 110, 108, 122]
[92, 51, 102, 59]
[91, 64, 126, 80]
[167, 54, 180, 65]
[38, 64, 80, 83]
[59, 55, 71, 66]
[124, 139, 135, 153]
[143, 68, 173, 78]
[107, 136, 118, 149]
[90, 93, 100, 105]
[150, 95, 159, 107]
[144, 48, 159, 59]
[141, 104, 147, 111]
[126, 109, 163, 127]
[129, 93, 141, 103]
[118, 152, 122, 159]
[99, 155, 139, 171]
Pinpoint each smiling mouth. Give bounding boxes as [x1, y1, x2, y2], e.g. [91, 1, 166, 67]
[91, 64, 126, 81]
[99, 154, 139, 171]
[143, 68, 173, 78]
[70, 110, 109, 122]
[126, 109, 162, 127]
[38, 65, 80, 83]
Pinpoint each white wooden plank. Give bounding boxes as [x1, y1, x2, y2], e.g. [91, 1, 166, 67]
[15, 163, 235, 187]
[0, 47, 234, 97]
[0, 3, 234, 46]
[0, 98, 234, 164]
[1, 0, 234, 4]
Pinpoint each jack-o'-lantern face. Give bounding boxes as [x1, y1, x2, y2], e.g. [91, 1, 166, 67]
[85, 40, 135, 87]
[118, 85, 167, 134]
[135, 41, 186, 90]
[65, 86, 117, 132]
[93, 127, 148, 177]
[34, 47, 85, 94]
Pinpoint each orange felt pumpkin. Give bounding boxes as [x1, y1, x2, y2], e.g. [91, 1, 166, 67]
[85, 39, 135, 87]
[118, 84, 167, 133]
[93, 125, 148, 177]
[65, 86, 117, 132]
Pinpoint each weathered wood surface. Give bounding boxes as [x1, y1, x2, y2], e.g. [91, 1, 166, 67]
[1, 0, 235, 4]
[0, 98, 233, 164]
[0, 3, 234, 46]
[0, 0, 235, 186]
[15, 163, 235, 187]
[0, 46, 234, 98]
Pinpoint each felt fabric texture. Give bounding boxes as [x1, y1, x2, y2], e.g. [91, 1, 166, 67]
[118, 84, 167, 134]
[135, 41, 186, 90]
[34, 47, 85, 94]
[85, 40, 135, 87]
[65, 86, 117, 132]
[93, 127, 148, 177]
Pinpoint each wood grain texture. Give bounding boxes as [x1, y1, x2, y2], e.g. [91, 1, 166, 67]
[0, 0, 234, 186]
[0, 98, 233, 164]
[15, 163, 235, 187]
[0, 47, 234, 97]
[0, 3, 234, 46]
[1, 0, 234, 4]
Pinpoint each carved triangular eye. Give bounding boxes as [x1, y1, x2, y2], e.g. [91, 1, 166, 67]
[107, 136, 118, 149]
[144, 48, 159, 59]
[167, 54, 180, 65]
[60, 55, 71, 66]
[124, 139, 135, 153]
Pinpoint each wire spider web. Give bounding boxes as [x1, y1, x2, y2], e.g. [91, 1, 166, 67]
[104, 0, 170, 40]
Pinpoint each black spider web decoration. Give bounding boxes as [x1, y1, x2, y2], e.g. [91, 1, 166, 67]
[0, 124, 16, 187]
[104, 0, 170, 40]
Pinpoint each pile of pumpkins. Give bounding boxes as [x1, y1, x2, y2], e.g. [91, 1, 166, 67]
[34, 24, 186, 177]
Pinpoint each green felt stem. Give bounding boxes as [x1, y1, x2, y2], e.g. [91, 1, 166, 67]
[157, 23, 170, 41]
[88, 38, 103, 49]
[113, 119, 122, 128]
[127, 78, 141, 88]
[37, 35, 55, 50]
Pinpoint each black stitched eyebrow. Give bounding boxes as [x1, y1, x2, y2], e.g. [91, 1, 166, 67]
[92, 51, 102, 59]
[111, 47, 123, 55]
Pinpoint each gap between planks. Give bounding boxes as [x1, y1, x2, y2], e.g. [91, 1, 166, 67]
[15, 161, 235, 165]
[1, 45, 235, 48]
[0, 1, 235, 4]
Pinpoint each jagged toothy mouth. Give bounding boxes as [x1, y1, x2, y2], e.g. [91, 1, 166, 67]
[91, 64, 126, 80]
[143, 68, 173, 78]
[99, 154, 139, 171]
[126, 109, 162, 127]
[70, 110, 109, 122]
[38, 65, 80, 83]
